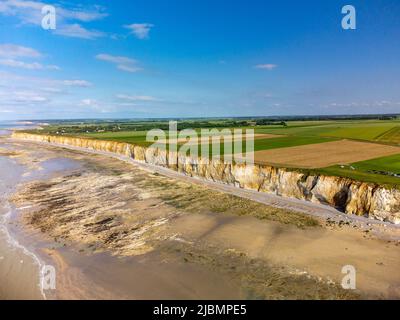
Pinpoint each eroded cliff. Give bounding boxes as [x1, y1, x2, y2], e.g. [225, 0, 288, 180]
[12, 132, 400, 224]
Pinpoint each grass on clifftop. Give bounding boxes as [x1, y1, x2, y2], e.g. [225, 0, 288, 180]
[317, 154, 400, 188]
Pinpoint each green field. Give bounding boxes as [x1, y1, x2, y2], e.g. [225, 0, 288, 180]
[254, 120, 400, 142]
[84, 131, 152, 146]
[376, 126, 400, 144]
[252, 136, 336, 151]
[319, 154, 400, 187]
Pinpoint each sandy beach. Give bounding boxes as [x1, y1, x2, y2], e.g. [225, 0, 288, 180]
[1, 133, 400, 299]
[0, 143, 43, 300]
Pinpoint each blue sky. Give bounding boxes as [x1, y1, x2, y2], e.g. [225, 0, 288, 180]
[0, 0, 399, 120]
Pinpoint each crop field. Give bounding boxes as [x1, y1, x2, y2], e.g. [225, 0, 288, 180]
[376, 126, 400, 144]
[252, 140, 400, 168]
[84, 131, 152, 146]
[253, 120, 400, 142]
[27, 117, 400, 186]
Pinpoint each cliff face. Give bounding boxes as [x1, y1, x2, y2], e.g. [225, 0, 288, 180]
[12, 132, 400, 224]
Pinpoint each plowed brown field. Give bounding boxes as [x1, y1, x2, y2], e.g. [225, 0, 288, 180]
[253, 140, 400, 168]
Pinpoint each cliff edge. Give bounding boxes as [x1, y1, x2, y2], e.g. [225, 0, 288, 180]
[12, 132, 400, 224]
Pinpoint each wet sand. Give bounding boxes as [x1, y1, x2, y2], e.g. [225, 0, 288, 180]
[0, 152, 43, 300]
[1, 135, 400, 299]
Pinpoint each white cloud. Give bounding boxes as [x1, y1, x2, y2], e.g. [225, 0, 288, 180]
[116, 64, 142, 73]
[117, 94, 161, 102]
[54, 24, 105, 40]
[45, 64, 60, 70]
[0, 44, 41, 58]
[0, 59, 41, 69]
[114, 102, 137, 107]
[0, 71, 88, 92]
[95, 54, 142, 73]
[0, 72, 98, 114]
[254, 64, 278, 70]
[42, 87, 63, 93]
[327, 100, 400, 108]
[0, 58, 59, 70]
[95, 54, 136, 65]
[0, 0, 44, 25]
[80, 99, 97, 106]
[79, 99, 117, 114]
[0, 89, 49, 104]
[14, 92, 48, 102]
[124, 23, 154, 39]
[63, 79, 92, 87]
[0, 43, 59, 71]
[58, 6, 108, 22]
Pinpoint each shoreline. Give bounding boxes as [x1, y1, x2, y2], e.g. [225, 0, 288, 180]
[0, 203, 46, 299]
[0, 153, 45, 300]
